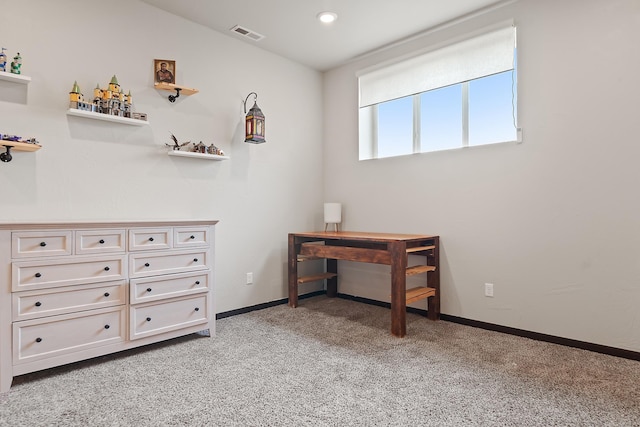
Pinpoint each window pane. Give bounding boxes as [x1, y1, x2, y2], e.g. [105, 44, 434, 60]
[377, 96, 413, 158]
[420, 84, 462, 152]
[469, 70, 516, 146]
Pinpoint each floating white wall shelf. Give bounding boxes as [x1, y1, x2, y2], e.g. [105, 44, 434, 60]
[66, 109, 149, 126]
[0, 73, 31, 84]
[167, 150, 229, 161]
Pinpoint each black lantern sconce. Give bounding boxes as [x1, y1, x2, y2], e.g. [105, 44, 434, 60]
[243, 92, 266, 144]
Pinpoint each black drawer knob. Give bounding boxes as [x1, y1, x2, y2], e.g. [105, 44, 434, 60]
[144, 263, 150, 267]
[148, 237, 154, 242]
[193, 258, 198, 262]
[35, 272, 42, 278]
[194, 307, 200, 311]
[35, 301, 42, 307]
[195, 281, 200, 285]
[146, 288, 152, 292]
[146, 317, 152, 322]
[40, 242, 46, 247]
[190, 235, 195, 239]
[35, 337, 42, 343]
[104, 324, 110, 329]
[104, 292, 110, 297]
[99, 239, 105, 244]
[104, 266, 110, 271]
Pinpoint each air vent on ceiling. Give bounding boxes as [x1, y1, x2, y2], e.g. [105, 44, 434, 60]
[230, 25, 265, 42]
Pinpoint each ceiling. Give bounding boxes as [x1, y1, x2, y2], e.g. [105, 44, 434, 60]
[140, 0, 507, 71]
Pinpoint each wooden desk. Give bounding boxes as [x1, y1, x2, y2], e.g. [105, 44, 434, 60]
[288, 231, 440, 337]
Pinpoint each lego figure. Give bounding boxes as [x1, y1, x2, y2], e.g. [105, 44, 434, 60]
[0, 48, 7, 72]
[108, 75, 120, 94]
[69, 81, 83, 108]
[124, 90, 133, 117]
[93, 84, 103, 103]
[10, 52, 21, 74]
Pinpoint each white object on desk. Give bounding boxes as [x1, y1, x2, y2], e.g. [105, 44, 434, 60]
[324, 203, 342, 232]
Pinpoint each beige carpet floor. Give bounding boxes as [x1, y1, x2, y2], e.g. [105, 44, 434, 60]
[1, 295, 639, 426]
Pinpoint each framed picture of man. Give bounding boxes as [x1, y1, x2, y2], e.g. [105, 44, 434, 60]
[154, 59, 176, 84]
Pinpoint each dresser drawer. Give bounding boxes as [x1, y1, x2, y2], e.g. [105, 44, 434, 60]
[129, 249, 208, 278]
[75, 229, 126, 255]
[12, 255, 126, 292]
[130, 271, 209, 304]
[173, 227, 209, 248]
[130, 294, 208, 340]
[13, 306, 126, 364]
[12, 281, 127, 321]
[12, 231, 72, 258]
[128, 228, 172, 251]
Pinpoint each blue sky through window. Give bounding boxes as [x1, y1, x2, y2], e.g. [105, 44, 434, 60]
[469, 71, 516, 146]
[377, 96, 413, 158]
[374, 69, 516, 158]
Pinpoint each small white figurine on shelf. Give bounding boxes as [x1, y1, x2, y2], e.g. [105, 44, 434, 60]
[10, 52, 21, 74]
[0, 48, 7, 72]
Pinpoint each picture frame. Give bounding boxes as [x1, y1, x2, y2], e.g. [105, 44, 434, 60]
[154, 59, 176, 84]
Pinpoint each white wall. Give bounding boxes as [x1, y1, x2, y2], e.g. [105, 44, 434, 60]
[0, 0, 325, 312]
[323, 0, 640, 352]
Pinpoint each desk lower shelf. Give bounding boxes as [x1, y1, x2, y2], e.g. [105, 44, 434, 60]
[297, 272, 337, 284]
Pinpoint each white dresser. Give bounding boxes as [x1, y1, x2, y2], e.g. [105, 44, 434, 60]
[0, 220, 217, 393]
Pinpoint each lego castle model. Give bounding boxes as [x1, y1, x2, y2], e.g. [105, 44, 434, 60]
[69, 75, 147, 121]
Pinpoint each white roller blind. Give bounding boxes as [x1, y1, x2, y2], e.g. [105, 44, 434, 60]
[358, 25, 516, 108]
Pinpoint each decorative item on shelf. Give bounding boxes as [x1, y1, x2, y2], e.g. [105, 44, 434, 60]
[189, 141, 226, 156]
[243, 92, 266, 144]
[154, 59, 175, 84]
[10, 52, 21, 74]
[0, 134, 21, 142]
[1, 133, 41, 163]
[207, 144, 224, 156]
[0, 48, 7, 72]
[68, 76, 147, 122]
[153, 59, 194, 103]
[166, 132, 191, 151]
[192, 142, 206, 153]
[324, 203, 342, 232]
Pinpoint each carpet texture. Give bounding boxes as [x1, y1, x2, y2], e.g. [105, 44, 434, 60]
[1, 296, 639, 426]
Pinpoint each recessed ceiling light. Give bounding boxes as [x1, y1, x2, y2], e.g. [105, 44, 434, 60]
[317, 11, 338, 24]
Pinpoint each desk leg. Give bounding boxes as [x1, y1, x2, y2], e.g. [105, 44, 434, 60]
[427, 236, 440, 320]
[288, 234, 298, 308]
[389, 241, 408, 337]
[326, 258, 337, 298]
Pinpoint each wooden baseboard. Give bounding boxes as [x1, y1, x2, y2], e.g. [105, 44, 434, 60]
[216, 291, 324, 319]
[218, 291, 640, 362]
[335, 293, 640, 362]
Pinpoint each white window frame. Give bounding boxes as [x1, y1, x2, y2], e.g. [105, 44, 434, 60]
[358, 22, 519, 160]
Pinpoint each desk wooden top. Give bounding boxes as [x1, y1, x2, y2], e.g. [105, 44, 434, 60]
[291, 231, 438, 242]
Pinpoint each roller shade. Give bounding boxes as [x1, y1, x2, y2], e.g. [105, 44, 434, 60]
[358, 25, 516, 108]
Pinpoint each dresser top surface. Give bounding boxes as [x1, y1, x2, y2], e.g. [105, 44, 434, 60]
[0, 220, 219, 230]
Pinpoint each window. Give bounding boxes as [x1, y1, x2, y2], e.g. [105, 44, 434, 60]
[358, 24, 518, 160]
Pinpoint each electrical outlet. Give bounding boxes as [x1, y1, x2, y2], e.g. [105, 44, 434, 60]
[484, 283, 494, 297]
[246, 272, 253, 285]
